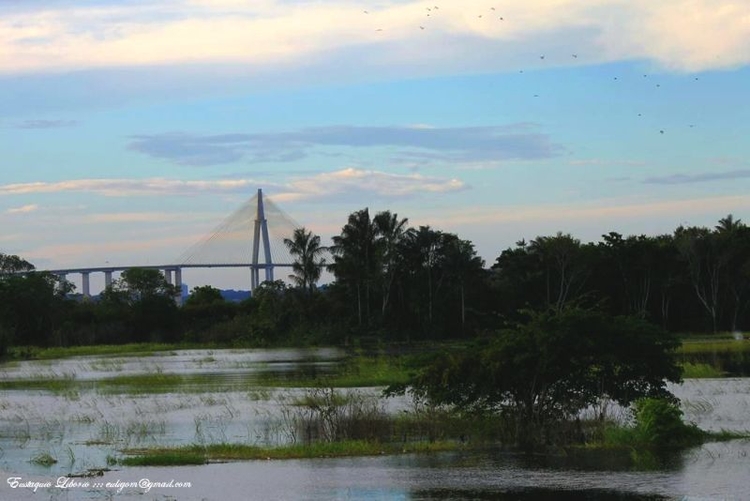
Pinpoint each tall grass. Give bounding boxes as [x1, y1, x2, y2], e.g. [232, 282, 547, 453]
[680, 362, 725, 378]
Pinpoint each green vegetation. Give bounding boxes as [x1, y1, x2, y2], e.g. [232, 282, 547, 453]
[121, 440, 460, 465]
[259, 354, 411, 388]
[30, 451, 58, 466]
[8, 342, 187, 360]
[680, 362, 724, 378]
[616, 398, 704, 448]
[2, 214, 750, 474]
[391, 308, 682, 448]
[678, 338, 750, 354]
[2, 213, 750, 355]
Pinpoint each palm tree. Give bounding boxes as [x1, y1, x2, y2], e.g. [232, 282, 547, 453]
[373, 210, 411, 316]
[330, 209, 377, 325]
[715, 214, 743, 235]
[443, 238, 484, 333]
[283, 227, 327, 294]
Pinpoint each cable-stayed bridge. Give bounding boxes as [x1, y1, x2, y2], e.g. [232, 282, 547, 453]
[45, 189, 307, 302]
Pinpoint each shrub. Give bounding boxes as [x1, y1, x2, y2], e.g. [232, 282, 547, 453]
[633, 398, 704, 448]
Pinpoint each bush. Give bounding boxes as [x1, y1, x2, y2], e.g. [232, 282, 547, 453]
[633, 398, 704, 448]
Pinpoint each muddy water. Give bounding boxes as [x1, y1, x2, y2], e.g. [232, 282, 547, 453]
[1, 349, 749, 500]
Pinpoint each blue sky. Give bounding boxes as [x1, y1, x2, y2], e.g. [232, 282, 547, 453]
[1, 0, 749, 292]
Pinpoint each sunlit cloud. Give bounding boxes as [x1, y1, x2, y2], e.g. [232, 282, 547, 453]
[6, 204, 39, 214]
[0, 0, 747, 78]
[0, 168, 465, 201]
[128, 125, 560, 166]
[274, 168, 466, 203]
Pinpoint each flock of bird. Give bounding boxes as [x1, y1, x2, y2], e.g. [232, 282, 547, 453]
[361, 4, 703, 136]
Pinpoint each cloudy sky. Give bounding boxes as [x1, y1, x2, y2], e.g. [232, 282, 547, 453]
[2, 0, 749, 292]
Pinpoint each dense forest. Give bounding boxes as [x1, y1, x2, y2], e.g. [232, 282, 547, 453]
[1, 211, 748, 354]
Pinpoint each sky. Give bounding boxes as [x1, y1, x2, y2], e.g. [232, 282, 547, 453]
[1, 0, 750, 293]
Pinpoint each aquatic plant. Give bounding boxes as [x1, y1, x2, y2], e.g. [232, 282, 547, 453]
[30, 450, 57, 466]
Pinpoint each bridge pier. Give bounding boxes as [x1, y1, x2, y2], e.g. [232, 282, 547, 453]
[104, 270, 113, 289]
[81, 272, 91, 298]
[173, 267, 183, 306]
[165, 268, 173, 285]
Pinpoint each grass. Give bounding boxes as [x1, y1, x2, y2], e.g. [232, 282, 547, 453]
[8, 342, 215, 361]
[678, 337, 749, 355]
[259, 355, 411, 388]
[680, 362, 725, 378]
[121, 440, 460, 466]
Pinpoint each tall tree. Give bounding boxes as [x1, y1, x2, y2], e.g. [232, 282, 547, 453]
[330, 209, 377, 326]
[529, 232, 589, 312]
[675, 226, 725, 332]
[714, 215, 750, 331]
[443, 237, 485, 333]
[373, 211, 411, 316]
[284, 227, 327, 294]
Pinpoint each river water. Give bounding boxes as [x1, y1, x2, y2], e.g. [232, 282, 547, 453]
[0, 349, 748, 500]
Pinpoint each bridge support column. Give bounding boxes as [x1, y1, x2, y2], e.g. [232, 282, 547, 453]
[165, 269, 173, 285]
[174, 267, 183, 306]
[104, 271, 113, 289]
[250, 266, 258, 292]
[81, 272, 91, 299]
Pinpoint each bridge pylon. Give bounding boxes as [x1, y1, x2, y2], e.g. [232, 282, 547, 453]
[250, 188, 274, 291]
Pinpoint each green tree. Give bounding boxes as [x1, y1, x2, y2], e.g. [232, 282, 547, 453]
[103, 268, 180, 342]
[395, 308, 682, 446]
[529, 232, 589, 312]
[442, 237, 485, 334]
[185, 285, 225, 306]
[283, 227, 327, 294]
[114, 267, 177, 302]
[330, 209, 377, 326]
[0, 253, 35, 274]
[714, 215, 750, 331]
[675, 225, 725, 332]
[0, 270, 73, 349]
[373, 211, 411, 317]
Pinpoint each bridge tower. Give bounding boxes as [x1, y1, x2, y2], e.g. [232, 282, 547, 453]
[250, 188, 274, 291]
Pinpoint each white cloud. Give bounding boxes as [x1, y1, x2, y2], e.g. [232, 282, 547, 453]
[0, 0, 747, 77]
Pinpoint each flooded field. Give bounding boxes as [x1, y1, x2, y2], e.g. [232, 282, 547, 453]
[1, 348, 749, 500]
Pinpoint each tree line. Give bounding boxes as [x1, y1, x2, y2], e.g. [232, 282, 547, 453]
[1, 212, 748, 353]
